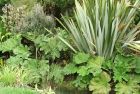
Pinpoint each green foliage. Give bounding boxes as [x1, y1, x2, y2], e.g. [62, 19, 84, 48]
[0, 87, 38, 94]
[62, 52, 104, 89]
[113, 55, 135, 82]
[6, 56, 24, 66]
[76, 57, 103, 77]
[0, 0, 9, 14]
[0, 66, 29, 86]
[13, 45, 30, 59]
[60, 0, 140, 58]
[130, 0, 140, 25]
[102, 54, 140, 93]
[87, 57, 104, 76]
[73, 52, 90, 64]
[0, 0, 10, 9]
[73, 75, 91, 89]
[89, 72, 111, 94]
[47, 64, 64, 84]
[0, 33, 50, 84]
[26, 28, 68, 60]
[0, 34, 21, 52]
[0, 0, 9, 4]
[135, 57, 140, 73]
[103, 54, 140, 82]
[0, 59, 4, 66]
[63, 63, 78, 75]
[1, 0, 140, 93]
[24, 59, 49, 84]
[11, 0, 36, 9]
[0, 67, 17, 86]
[0, 28, 68, 86]
[6, 56, 49, 85]
[115, 79, 140, 94]
[0, 22, 5, 33]
[77, 66, 89, 76]
[39, 34, 67, 59]
[102, 59, 113, 70]
[0, 34, 31, 65]
[41, 0, 74, 11]
[73, 53, 104, 77]
[6, 58, 49, 85]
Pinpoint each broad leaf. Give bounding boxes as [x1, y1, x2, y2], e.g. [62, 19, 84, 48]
[115, 80, 140, 94]
[87, 57, 104, 76]
[89, 72, 111, 94]
[77, 66, 88, 76]
[63, 63, 78, 75]
[47, 64, 64, 84]
[0, 35, 21, 52]
[73, 52, 90, 64]
[113, 55, 134, 82]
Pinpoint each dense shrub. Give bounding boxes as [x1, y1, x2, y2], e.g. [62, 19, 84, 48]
[0, 0, 140, 94]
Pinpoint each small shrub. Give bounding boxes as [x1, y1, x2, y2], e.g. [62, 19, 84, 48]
[1, 3, 55, 34]
[0, 66, 30, 86]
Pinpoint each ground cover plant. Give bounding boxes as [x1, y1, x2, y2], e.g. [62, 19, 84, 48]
[0, 0, 140, 94]
[0, 87, 38, 94]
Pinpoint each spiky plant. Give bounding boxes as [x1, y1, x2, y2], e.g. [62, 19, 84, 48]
[127, 41, 140, 52]
[59, 0, 140, 58]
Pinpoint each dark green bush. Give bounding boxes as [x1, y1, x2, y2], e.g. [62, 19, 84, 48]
[0, 0, 10, 14]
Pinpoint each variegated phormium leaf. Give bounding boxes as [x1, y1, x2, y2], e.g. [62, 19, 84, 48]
[126, 41, 140, 53]
[59, 0, 140, 58]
